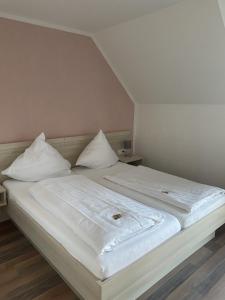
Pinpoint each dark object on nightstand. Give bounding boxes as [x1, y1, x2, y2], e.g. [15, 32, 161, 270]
[119, 155, 143, 166]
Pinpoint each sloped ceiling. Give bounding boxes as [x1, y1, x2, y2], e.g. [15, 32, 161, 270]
[94, 0, 225, 104]
[0, 0, 182, 34]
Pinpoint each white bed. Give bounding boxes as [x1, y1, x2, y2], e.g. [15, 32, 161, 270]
[2, 133, 225, 300]
[4, 178, 180, 280]
[72, 162, 225, 228]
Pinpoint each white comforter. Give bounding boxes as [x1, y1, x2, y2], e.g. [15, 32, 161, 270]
[30, 175, 163, 255]
[105, 166, 225, 213]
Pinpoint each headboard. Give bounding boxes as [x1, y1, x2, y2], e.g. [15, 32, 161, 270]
[0, 131, 131, 183]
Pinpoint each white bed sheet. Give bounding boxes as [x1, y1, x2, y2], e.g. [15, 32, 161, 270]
[71, 163, 225, 229]
[4, 177, 180, 280]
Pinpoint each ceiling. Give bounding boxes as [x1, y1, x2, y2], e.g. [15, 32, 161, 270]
[95, 0, 225, 104]
[0, 0, 182, 34]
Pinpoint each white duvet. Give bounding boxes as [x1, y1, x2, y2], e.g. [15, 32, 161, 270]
[29, 175, 163, 255]
[105, 166, 225, 213]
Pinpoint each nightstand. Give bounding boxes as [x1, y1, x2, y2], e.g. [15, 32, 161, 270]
[0, 185, 7, 207]
[119, 154, 143, 166]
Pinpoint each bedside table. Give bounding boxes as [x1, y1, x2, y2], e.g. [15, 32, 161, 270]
[0, 185, 7, 207]
[119, 154, 143, 166]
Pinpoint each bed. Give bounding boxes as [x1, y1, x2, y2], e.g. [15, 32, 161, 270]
[73, 162, 225, 229]
[1, 131, 225, 300]
[4, 179, 181, 280]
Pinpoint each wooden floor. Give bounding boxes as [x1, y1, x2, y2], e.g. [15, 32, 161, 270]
[1, 221, 225, 300]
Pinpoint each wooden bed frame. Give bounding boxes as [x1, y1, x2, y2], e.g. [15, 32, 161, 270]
[1, 131, 225, 300]
[0, 131, 131, 183]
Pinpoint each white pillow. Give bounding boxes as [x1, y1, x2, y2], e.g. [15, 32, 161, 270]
[76, 130, 118, 169]
[2, 133, 71, 181]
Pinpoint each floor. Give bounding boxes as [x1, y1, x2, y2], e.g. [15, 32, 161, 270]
[1, 221, 225, 300]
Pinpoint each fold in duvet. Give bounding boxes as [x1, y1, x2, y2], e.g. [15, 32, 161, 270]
[105, 166, 225, 213]
[30, 175, 163, 255]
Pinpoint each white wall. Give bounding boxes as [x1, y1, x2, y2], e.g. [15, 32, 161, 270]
[135, 104, 225, 188]
[95, 0, 225, 188]
[95, 0, 225, 104]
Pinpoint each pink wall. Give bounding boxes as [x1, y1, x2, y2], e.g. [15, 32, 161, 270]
[0, 18, 134, 143]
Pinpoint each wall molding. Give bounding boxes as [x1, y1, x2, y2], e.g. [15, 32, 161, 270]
[0, 12, 91, 37]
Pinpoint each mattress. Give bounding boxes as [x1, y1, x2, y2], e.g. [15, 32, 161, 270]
[71, 163, 225, 228]
[4, 177, 180, 280]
